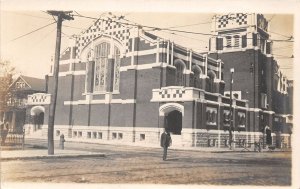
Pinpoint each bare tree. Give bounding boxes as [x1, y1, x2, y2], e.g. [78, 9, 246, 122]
[0, 60, 15, 120]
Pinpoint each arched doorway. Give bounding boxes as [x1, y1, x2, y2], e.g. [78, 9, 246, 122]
[30, 106, 45, 132]
[159, 103, 183, 135]
[165, 110, 182, 135]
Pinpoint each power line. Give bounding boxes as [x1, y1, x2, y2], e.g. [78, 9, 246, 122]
[166, 21, 212, 29]
[269, 31, 293, 39]
[159, 30, 208, 43]
[10, 21, 57, 42]
[72, 13, 294, 42]
[8, 12, 52, 20]
[272, 45, 293, 50]
[62, 24, 85, 30]
[268, 14, 276, 22]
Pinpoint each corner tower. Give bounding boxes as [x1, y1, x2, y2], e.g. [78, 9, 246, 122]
[208, 13, 290, 135]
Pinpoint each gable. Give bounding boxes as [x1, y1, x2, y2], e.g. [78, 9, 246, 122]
[11, 77, 30, 90]
[75, 17, 131, 59]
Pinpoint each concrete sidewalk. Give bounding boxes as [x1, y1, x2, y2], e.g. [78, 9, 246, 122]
[0, 149, 105, 161]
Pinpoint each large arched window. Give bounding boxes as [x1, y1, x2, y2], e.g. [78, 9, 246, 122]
[192, 65, 202, 89]
[206, 70, 216, 93]
[93, 42, 120, 92]
[174, 60, 185, 86]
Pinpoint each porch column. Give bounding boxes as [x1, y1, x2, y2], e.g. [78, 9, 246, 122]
[11, 110, 16, 131]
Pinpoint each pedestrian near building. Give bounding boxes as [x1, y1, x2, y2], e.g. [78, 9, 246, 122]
[59, 134, 66, 149]
[160, 130, 172, 161]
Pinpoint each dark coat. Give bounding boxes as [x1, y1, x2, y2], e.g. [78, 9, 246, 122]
[160, 132, 171, 148]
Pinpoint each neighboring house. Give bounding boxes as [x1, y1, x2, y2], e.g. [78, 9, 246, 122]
[4, 75, 45, 133]
[24, 13, 292, 149]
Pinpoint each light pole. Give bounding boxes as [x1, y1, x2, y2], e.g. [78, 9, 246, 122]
[229, 68, 234, 150]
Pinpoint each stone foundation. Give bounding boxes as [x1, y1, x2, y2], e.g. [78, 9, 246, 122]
[25, 124, 292, 149]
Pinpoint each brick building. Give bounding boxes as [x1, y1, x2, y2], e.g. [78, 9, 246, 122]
[208, 13, 293, 148]
[24, 13, 292, 149]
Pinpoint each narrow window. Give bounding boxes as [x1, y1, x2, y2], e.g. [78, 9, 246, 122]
[234, 35, 240, 48]
[113, 46, 121, 92]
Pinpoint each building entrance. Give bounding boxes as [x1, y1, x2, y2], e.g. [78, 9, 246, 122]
[165, 110, 182, 135]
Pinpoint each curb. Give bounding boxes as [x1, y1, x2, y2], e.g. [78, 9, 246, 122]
[1, 153, 106, 161]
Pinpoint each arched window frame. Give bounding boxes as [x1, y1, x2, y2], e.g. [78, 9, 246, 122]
[191, 65, 202, 89]
[174, 59, 186, 86]
[80, 36, 123, 94]
[206, 70, 216, 93]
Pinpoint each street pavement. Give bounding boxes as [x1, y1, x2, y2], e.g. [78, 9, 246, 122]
[0, 136, 290, 161]
[0, 137, 292, 186]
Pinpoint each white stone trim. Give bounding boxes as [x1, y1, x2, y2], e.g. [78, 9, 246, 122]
[248, 108, 262, 112]
[27, 93, 51, 105]
[30, 106, 45, 115]
[64, 99, 136, 105]
[173, 52, 189, 61]
[183, 70, 192, 74]
[262, 110, 275, 115]
[207, 64, 219, 72]
[171, 42, 174, 66]
[159, 103, 184, 116]
[192, 59, 205, 67]
[59, 70, 86, 77]
[126, 48, 165, 57]
[120, 62, 168, 72]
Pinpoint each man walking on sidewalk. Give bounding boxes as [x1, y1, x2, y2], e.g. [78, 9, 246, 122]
[160, 130, 172, 161]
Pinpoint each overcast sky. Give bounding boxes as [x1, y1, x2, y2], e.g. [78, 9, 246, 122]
[0, 10, 295, 79]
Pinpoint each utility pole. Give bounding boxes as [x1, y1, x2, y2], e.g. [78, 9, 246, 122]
[229, 68, 234, 150]
[47, 11, 73, 155]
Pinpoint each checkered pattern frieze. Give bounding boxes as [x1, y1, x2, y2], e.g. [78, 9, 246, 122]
[31, 95, 47, 103]
[236, 13, 247, 25]
[27, 93, 51, 105]
[159, 89, 186, 99]
[75, 18, 131, 59]
[217, 13, 248, 29]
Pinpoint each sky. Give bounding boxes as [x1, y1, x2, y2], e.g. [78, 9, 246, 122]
[0, 11, 295, 79]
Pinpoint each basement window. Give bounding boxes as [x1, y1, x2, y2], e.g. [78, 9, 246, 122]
[140, 134, 145, 141]
[56, 130, 60, 136]
[98, 132, 102, 139]
[92, 132, 97, 139]
[112, 132, 117, 139]
[87, 132, 91, 139]
[118, 133, 123, 140]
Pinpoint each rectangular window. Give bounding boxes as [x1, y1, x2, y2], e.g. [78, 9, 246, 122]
[242, 35, 247, 48]
[253, 33, 257, 46]
[206, 107, 217, 125]
[118, 133, 123, 140]
[261, 93, 267, 108]
[87, 132, 91, 139]
[260, 39, 265, 53]
[112, 132, 117, 139]
[78, 131, 82, 138]
[92, 132, 97, 139]
[98, 132, 102, 139]
[56, 130, 60, 136]
[216, 38, 223, 50]
[234, 36, 240, 48]
[266, 42, 271, 54]
[226, 36, 232, 48]
[140, 134, 145, 141]
[73, 131, 77, 137]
